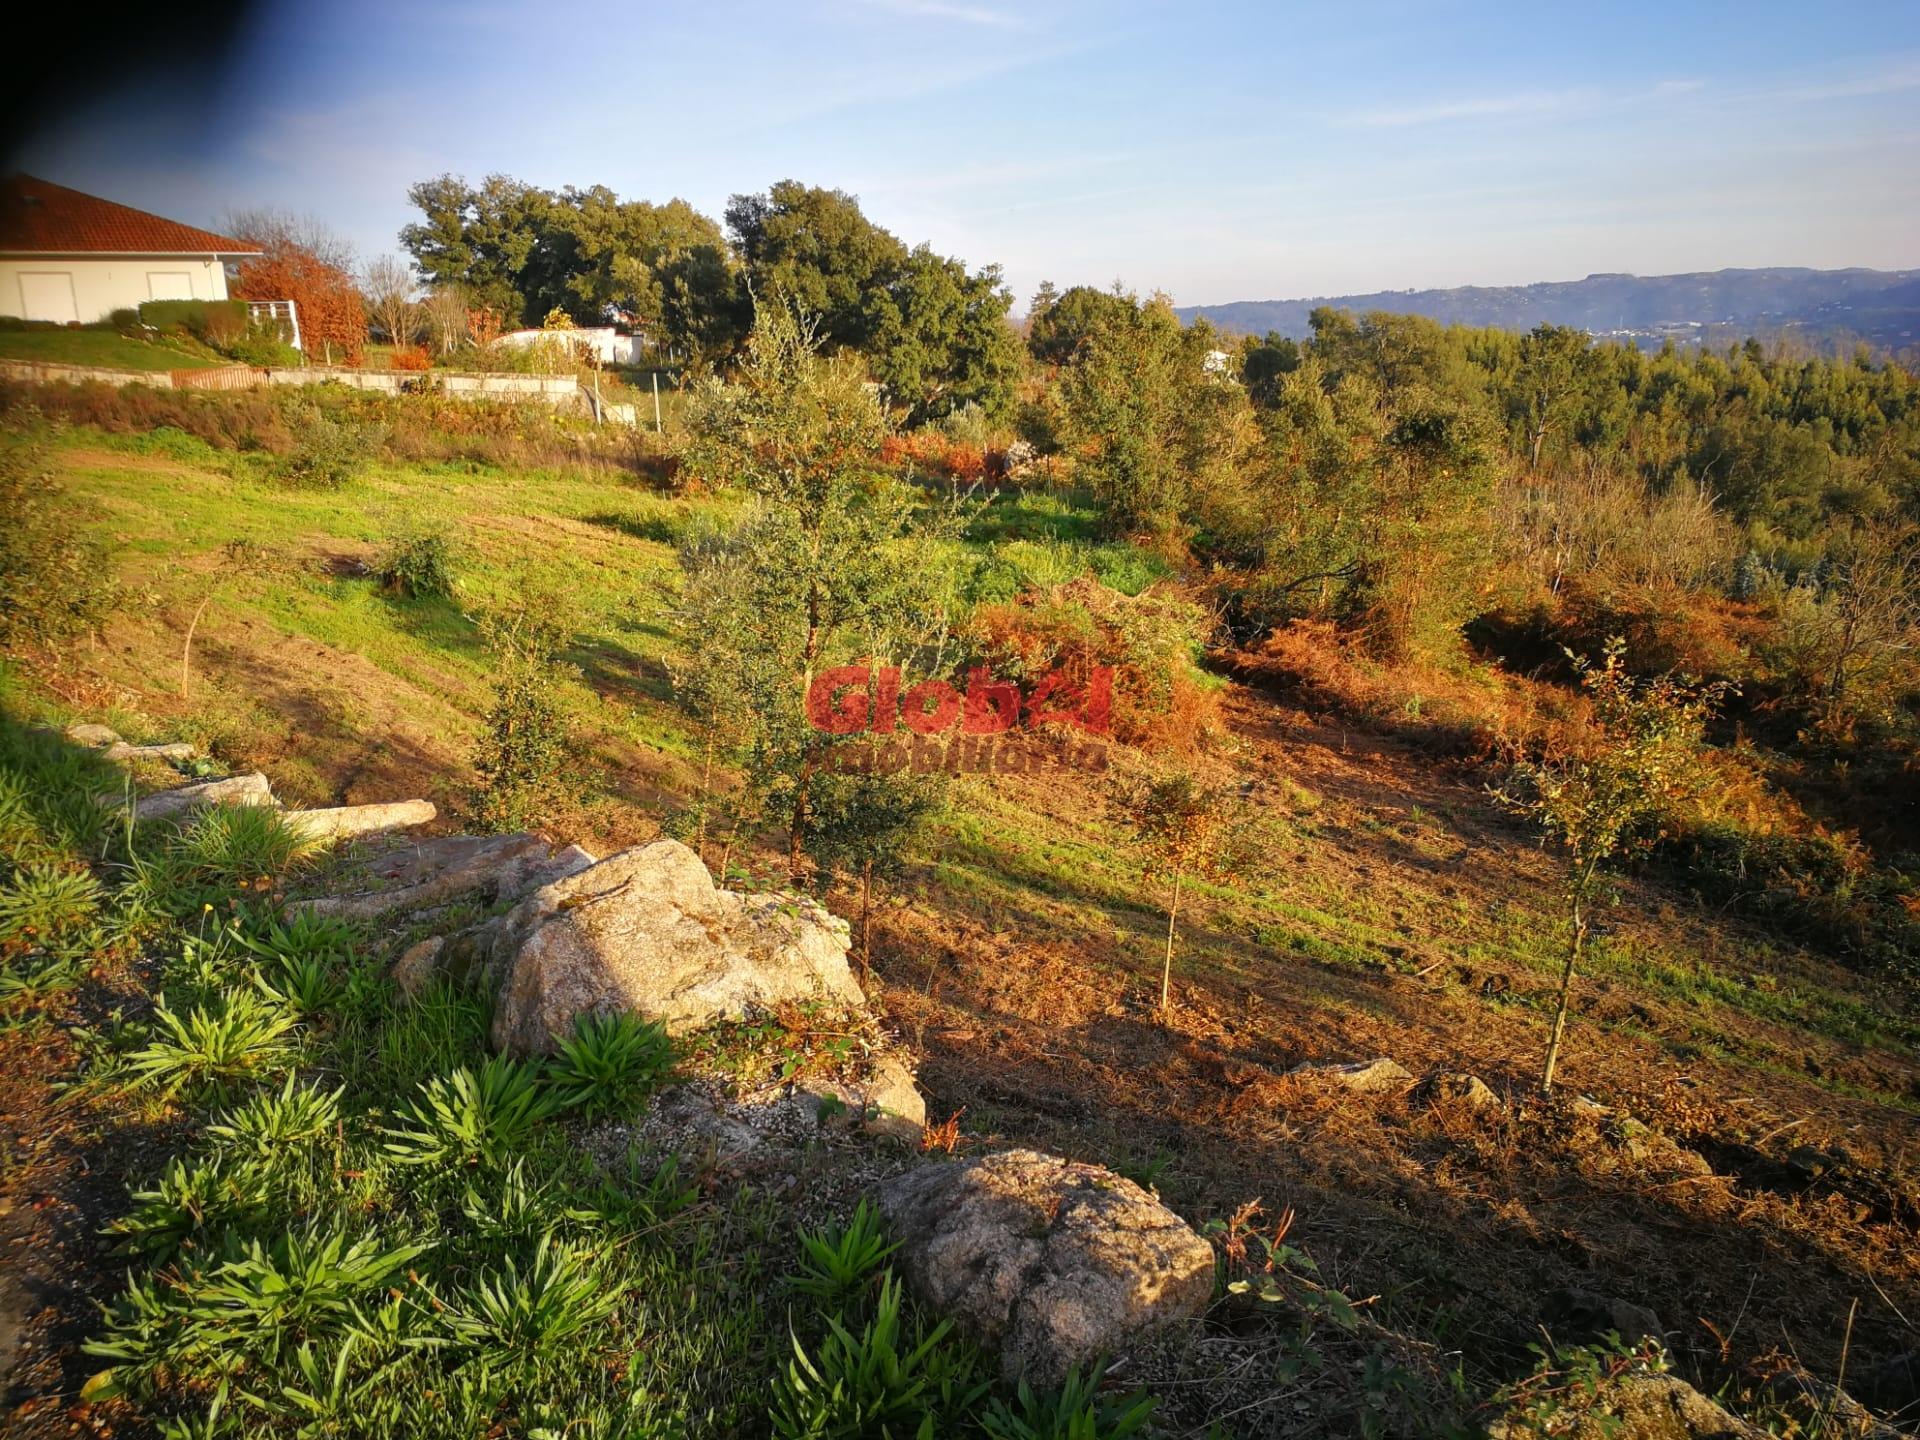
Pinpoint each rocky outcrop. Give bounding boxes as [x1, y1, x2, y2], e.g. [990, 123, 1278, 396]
[877, 1149, 1215, 1386]
[282, 799, 437, 844]
[487, 839, 864, 1054]
[131, 772, 275, 824]
[1487, 1370, 1768, 1439]
[65, 722, 122, 748]
[294, 833, 594, 923]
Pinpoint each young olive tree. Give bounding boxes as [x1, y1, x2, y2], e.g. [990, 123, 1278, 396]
[1111, 768, 1246, 1016]
[1503, 639, 1724, 1092]
[805, 771, 942, 975]
[472, 580, 580, 832]
[674, 301, 948, 881]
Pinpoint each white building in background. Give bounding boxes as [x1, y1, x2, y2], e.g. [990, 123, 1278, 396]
[0, 174, 260, 324]
[495, 326, 645, 366]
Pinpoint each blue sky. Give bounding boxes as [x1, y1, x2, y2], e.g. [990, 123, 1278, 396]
[12, 0, 1920, 308]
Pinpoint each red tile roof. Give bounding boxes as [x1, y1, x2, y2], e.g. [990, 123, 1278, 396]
[0, 174, 260, 256]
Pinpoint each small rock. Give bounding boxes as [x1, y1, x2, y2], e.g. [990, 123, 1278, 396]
[131, 772, 275, 824]
[1288, 1057, 1415, 1093]
[282, 799, 437, 844]
[1420, 1071, 1501, 1110]
[487, 839, 864, 1054]
[1544, 1287, 1666, 1346]
[391, 937, 445, 998]
[1615, 1118, 1712, 1178]
[861, 1054, 928, 1141]
[103, 741, 197, 763]
[1763, 1363, 1908, 1439]
[794, 1053, 927, 1143]
[65, 722, 122, 748]
[1785, 1144, 1839, 1182]
[1488, 1369, 1767, 1438]
[878, 1149, 1215, 1386]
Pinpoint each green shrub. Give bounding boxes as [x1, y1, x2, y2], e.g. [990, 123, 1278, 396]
[771, 1271, 986, 1437]
[381, 1057, 560, 1169]
[0, 861, 102, 945]
[126, 989, 300, 1096]
[0, 432, 118, 653]
[443, 1231, 622, 1362]
[548, 1011, 675, 1118]
[274, 409, 380, 489]
[224, 324, 302, 368]
[137, 299, 248, 339]
[790, 1200, 897, 1309]
[980, 1362, 1157, 1440]
[375, 525, 460, 600]
[132, 804, 315, 915]
[471, 588, 580, 831]
[204, 1074, 343, 1154]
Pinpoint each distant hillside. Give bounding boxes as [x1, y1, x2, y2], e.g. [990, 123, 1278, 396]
[1176, 267, 1920, 354]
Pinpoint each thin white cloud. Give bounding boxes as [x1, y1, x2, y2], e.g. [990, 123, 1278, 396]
[1354, 87, 1598, 128]
[855, 0, 1029, 28]
[1352, 77, 1717, 129]
[1776, 58, 1920, 102]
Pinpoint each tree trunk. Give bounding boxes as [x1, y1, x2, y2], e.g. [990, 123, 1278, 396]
[1160, 872, 1182, 1015]
[1540, 894, 1586, 1093]
[695, 732, 716, 865]
[859, 859, 874, 981]
[180, 593, 213, 698]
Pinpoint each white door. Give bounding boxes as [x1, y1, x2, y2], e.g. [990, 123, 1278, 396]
[18, 272, 79, 324]
[146, 271, 194, 300]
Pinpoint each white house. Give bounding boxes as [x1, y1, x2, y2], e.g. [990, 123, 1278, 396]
[0, 174, 261, 324]
[496, 325, 644, 366]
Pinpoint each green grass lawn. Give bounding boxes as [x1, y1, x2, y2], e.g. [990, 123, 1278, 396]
[0, 328, 228, 372]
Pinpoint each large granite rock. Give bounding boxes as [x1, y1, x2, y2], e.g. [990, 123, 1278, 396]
[487, 839, 865, 1054]
[877, 1149, 1215, 1386]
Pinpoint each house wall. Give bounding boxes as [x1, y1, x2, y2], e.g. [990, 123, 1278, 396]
[0, 256, 230, 323]
[496, 327, 645, 365]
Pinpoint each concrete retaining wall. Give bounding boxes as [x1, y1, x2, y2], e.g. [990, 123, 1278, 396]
[0, 358, 588, 409]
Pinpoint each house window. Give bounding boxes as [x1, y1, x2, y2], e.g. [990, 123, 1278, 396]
[18, 272, 79, 324]
[146, 271, 195, 300]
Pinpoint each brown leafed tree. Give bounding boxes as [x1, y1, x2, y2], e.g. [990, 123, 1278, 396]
[1111, 768, 1247, 1015]
[228, 209, 367, 365]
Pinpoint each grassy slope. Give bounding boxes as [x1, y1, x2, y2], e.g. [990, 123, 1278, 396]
[0, 329, 227, 371]
[16, 427, 1920, 1420]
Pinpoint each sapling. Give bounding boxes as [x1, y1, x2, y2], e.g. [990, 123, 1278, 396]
[1502, 638, 1724, 1092]
[1111, 767, 1247, 1015]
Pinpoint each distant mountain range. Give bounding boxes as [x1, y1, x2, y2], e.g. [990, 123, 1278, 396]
[1175, 267, 1920, 354]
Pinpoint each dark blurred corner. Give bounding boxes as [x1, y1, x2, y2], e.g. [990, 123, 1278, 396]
[0, 0, 257, 164]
